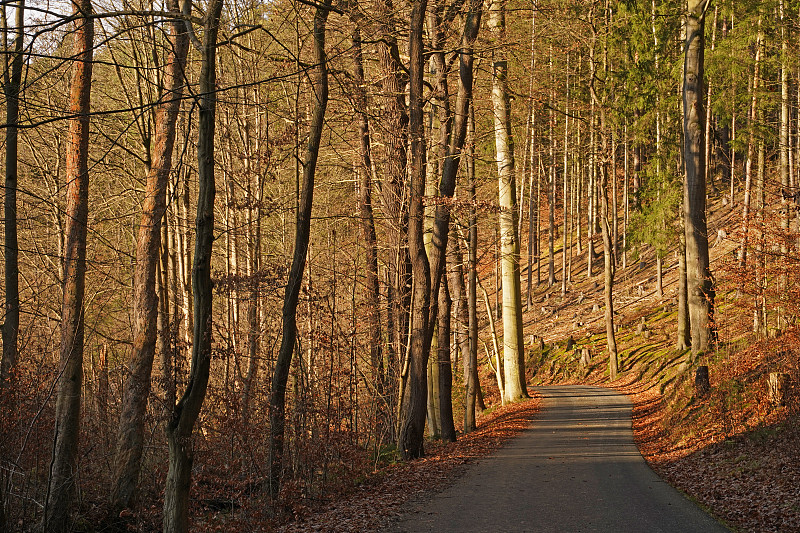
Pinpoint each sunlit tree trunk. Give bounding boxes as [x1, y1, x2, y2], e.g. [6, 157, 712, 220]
[683, 0, 715, 359]
[43, 0, 93, 529]
[111, 0, 189, 513]
[489, 0, 526, 403]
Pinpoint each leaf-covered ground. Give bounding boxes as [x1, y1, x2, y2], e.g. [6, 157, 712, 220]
[278, 398, 540, 533]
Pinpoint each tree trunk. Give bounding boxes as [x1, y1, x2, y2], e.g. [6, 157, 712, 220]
[43, 3, 93, 530]
[677, 215, 691, 350]
[1, 0, 24, 391]
[465, 103, 480, 431]
[398, 0, 431, 460]
[269, 0, 329, 495]
[351, 25, 385, 425]
[738, 15, 762, 268]
[489, 0, 527, 403]
[162, 2, 223, 531]
[111, 1, 189, 514]
[438, 278, 456, 442]
[683, 0, 715, 359]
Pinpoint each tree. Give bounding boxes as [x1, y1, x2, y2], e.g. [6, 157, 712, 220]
[163, 0, 224, 530]
[488, 0, 526, 403]
[43, 0, 94, 529]
[683, 0, 715, 359]
[110, 0, 189, 515]
[1, 0, 24, 391]
[398, 0, 430, 459]
[269, 0, 330, 495]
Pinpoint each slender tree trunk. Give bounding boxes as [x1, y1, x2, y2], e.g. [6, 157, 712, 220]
[677, 213, 691, 350]
[351, 26, 385, 424]
[465, 103, 480, 430]
[778, 0, 789, 330]
[111, 1, 189, 513]
[398, 0, 431, 459]
[738, 15, 762, 268]
[562, 56, 570, 296]
[683, 0, 715, 359]
[547, 47, 555, 288]
[162, 2, 223, 531]
[489, 0, 527, 403]
[1, 0, 24, 391]
[43, 2, 93, 530]
[269, 0, 329, 494]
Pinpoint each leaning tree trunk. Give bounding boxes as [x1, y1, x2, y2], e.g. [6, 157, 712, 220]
[269, 0, 329, 496]
[162, 2, 223, 531]
[1, 0, 24, 392]
[111, 0, 189, 514]
[43, 2, 93, 530]
[683, 0, 715, 359]
[489, 0, 527, 403]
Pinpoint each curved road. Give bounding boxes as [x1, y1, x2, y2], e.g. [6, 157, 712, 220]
[391, 386, 729, 532]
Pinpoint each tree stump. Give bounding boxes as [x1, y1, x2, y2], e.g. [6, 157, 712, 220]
[565, 336, 575, 351]
[768, 373, 790, 406]
[695, 366, 710, 399]
[580, 348, 592, 368]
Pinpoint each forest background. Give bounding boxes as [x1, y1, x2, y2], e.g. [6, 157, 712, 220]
[0, 0, 798, 531]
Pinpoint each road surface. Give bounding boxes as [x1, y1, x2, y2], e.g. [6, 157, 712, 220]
[391, 385, 729, 532]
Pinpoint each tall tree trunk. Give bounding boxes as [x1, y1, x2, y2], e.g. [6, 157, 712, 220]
[351, 26, 385, 426]
[162, 2, 223, 531]
[43, 1, 93, 529]
[111, 1, 189, 514]
[398, 0, 431, 460]
[677, 214, 691, 350]
[465, 102, 481, 430]
[778, 0, 789, 330]
[489, 0, 527, 403]
[269, 0, 329, 494]
[683, 0, 715, 359]
[737, 15, 762, 268]
[1, 0, 24, 391]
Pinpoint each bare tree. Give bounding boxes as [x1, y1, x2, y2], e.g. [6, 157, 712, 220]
[111, 0, 189, 515]
[43, 0, 94, 529]
[163, 1, 224, 530]
[269, 0, 330, 496]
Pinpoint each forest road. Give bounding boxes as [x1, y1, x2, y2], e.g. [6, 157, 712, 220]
[390, 385, 730, 533]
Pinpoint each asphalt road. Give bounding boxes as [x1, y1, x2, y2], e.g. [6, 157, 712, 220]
[391, 385, 730, 533]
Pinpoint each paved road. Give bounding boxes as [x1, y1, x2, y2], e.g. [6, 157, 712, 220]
[392, 385, 729, 533]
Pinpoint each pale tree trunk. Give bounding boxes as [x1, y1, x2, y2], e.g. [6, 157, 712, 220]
[562, 55, 570, 296]
[600, 157, 618, 380]
[162, 1, 223, 531]
[753, 139, 766, 335]
[43, 1, 93, 529]
[778, 0, 789, 330]
[447, 226, 472, 430]
[738, 15, 761, 268]
[466, 102, 482, 428]
[426, 329, 440, 439]
[398, 0, 431, 459]
[547, 47, 555, 288]
[683, 0, 715, 359]
[489, 0, 527, 403]
[269, 0, 329, 493]
[111, 0, 189, 514]
[704, 4, 718, 194]
[1, 0, 24, 392]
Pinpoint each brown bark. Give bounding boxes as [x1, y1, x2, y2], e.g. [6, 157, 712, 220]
[111, 0, 189, 514]
[398, 0, 431, 460]
[438, 277, 456, 442]
[162, 1, 223, 530]
[351, 25, 385, 425]
[268, 0, 329, 496]
[43, 1, 93, 529]
[1, 0, 23, 391]
[683, 0, 715, 358]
